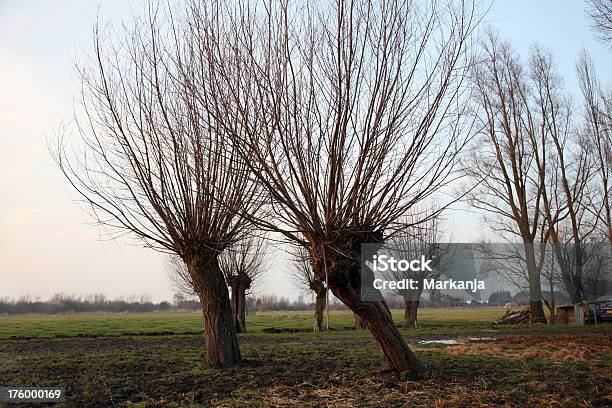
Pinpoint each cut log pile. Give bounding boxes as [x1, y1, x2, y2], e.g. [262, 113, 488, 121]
[492, 309, 530, 326]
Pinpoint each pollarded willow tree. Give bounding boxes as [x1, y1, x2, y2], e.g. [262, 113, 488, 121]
[385, 211, 454, 328]
[220, 236, 268, 333]
[204, 0, 480, 374]
[290, 247, 327, 332]
[53, 4, 265, 367]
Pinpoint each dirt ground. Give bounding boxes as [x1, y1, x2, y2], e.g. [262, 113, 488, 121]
[1, 330, 611, 407]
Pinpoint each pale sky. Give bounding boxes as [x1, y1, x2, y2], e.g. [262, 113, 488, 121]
[0, 1, 610, 302]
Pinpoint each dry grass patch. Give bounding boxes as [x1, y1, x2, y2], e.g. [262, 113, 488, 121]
[445, 334, 611, 362]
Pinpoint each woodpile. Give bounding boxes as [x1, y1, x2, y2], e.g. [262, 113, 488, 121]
[492, 309, 530, 326]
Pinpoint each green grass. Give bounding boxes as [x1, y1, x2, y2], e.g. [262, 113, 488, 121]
[1, 308, 610, 407]
[0, 307, 499, 340]
[0, 307, 606, 340]
[0, 312, 205, 340]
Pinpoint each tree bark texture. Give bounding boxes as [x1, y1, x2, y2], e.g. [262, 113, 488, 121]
[188, 255, 242, 367]
[523, 242, 547, 323]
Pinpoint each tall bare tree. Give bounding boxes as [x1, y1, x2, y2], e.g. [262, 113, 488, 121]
[531, 46, 597, 305]
[53, 4, 265, 367]
[466, 32, 548, 323]
[220, 237, 267, 333]
[207, 0, 479, 374]
[577, 51, 612, 254]
[586, 0, 612, 46]
[476, 241, 560, 318]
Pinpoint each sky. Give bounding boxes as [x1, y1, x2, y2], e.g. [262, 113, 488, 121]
[0, 0, 610, 302]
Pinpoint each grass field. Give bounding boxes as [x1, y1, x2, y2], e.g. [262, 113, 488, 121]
[1, 308, 610, 407]
[0, 308, 503, 340]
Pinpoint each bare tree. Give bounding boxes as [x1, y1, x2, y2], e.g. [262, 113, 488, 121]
[53, 4, 265, 367]
[290, 247, 327, 332]
[586, 0, 612, 46]
[466, 31, 549, 323]
[476, 241, 561, 319]
[220, 236, 267, 333]
[384, 210, 453, 328]
[207, 0, 479, 374]
[577, 51, 612, 254]
[530, 46, 598, 305]
[477, 243, 530, 296]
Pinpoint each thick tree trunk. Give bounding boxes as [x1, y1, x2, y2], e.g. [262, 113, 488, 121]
[313, 287, 326, 332]
[333, 285, 423, 375]
[524, 243, 547, 323]
[309, 236, 423, 375]
[529, 300, 546, 323]
[188, 255, 242, 368]
[403, 300, 419, 329]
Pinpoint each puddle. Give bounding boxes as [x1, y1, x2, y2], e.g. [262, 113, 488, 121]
[418, 337, 497, 345]
[418, 339, 460, 345]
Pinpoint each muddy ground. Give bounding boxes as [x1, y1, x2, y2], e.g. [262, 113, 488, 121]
[1, 329, 610, 407]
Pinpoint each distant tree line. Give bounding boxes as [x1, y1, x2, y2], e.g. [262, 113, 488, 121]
[1, 291, 492, 315]
[0, 294, 175, 315]
[248, 292, 485, 312]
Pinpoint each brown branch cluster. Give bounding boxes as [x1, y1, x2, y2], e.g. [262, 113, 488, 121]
[586, 0, 612, 46]
[53, 2, 266, 261]
[205, 0, 480, 259]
